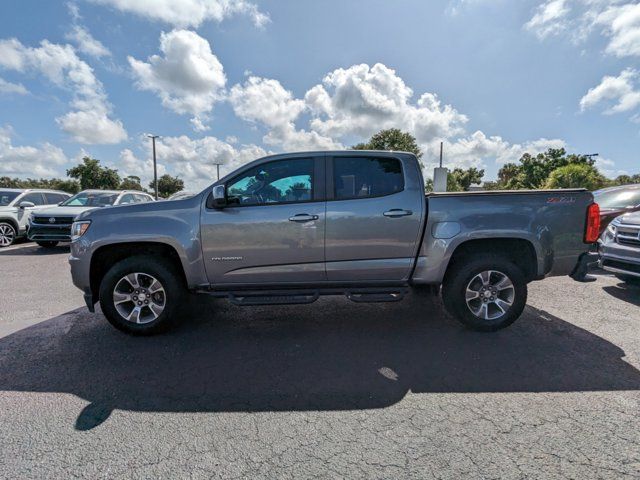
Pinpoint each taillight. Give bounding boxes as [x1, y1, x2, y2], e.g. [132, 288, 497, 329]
[584, 203, 600, 243]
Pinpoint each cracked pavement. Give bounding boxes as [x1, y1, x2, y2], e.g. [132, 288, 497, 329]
[1, 242, 639, 478]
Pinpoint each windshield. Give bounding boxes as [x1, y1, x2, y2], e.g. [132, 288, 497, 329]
[61, 191, 119, 207]
[594, 188, 640, 210]
[0, 191, 21, 206]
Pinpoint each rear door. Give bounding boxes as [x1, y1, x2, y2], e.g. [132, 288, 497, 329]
[201, 155, 326, 285]
[325, 154, 424, 281]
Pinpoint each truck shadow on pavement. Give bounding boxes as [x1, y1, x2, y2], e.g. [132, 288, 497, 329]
[602, 283, 640, 307]
[0, 293, 639, 431]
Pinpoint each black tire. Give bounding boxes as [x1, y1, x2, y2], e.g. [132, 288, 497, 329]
[99, 255, 186, 335]
[615, 274, 640, 286]
[442, 254, 527, 332]
[36, 241, 59, 248]
[0, 221, 17, 247]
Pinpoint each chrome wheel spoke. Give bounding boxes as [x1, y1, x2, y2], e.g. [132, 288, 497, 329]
[127, 306, 142, 323]
[494, 298, 512, 313]
[148, 279, 163, 294]
[494, 276, 513, 291]
[113, 292, 132, 305]
[148, 303, 163, 319]
[466, 288, 480, 301]
[125, 273, 140, 289]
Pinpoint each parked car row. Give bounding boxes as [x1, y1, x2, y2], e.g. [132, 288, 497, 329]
[0, 188, 154, 248]
[594, 184, 640, 285]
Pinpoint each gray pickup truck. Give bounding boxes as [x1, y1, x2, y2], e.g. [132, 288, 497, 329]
[69, 151, 599, 335]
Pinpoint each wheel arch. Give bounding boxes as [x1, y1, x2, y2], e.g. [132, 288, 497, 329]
[444, 237, 539, 283]
[0, 217, 19, 232]
[90, 242, 187, 301]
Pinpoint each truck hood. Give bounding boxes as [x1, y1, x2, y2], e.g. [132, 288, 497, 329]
[76, 193, 202, 221]
[35, 205, 98, 218]
[618, 211, 640, 226]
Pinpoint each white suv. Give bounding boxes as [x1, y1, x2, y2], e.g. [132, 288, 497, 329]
[0, 189, 71, 247]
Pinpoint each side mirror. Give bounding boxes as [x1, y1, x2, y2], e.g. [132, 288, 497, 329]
[18, 201, 35, 209]
[212, 185, 227, 208]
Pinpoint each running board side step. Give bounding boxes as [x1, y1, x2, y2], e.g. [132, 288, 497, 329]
[228, 290, 320, 306]
[199, 286, 409, 306]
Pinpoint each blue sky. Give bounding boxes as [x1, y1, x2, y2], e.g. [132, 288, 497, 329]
[0, 0, 638, 189]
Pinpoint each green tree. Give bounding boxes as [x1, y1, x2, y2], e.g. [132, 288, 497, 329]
[497, 148, 598, 190]
[120, 175, 144, 191]
[67, 157, 121, 190]
[149, 174, 184, 198]
[0, 177, 80, 193]
[353, 129, 423, 160]
[449, 167, 485, 191]
[545, 164, 608, 191]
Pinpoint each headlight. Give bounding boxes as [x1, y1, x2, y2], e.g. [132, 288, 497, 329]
[71, 220, 91, 241]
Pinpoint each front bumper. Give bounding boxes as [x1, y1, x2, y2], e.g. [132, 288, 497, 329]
[27, 223, 72, 242]
[598, 226, 640, 279]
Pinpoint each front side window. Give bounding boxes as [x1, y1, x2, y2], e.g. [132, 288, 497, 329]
[0, 191, 21, 206]
[227, 158, 314, 206]
[333, 157, 403, 200]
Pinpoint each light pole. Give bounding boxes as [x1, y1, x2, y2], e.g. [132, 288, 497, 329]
[148, 134, 160, 200]
[213, 162, 223, 181]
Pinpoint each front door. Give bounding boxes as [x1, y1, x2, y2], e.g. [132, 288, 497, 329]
[325, 154, 424, 282]
[201, 156, 326, 286]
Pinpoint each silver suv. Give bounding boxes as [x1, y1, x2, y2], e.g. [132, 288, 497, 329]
[0, 189, 71, 247]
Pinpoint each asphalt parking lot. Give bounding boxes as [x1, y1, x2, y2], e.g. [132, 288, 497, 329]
[1, 242, 639, 478]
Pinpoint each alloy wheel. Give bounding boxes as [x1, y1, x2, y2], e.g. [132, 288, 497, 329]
[113, 272, 166, 324]
[465, 270, 515, 321]
[0, 223, 15, 247]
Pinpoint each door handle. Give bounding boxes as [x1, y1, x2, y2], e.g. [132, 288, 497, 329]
[383, 209, 413, 218]
[288, 213, 319, 222]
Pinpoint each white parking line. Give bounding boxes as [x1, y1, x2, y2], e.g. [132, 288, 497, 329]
[0, 243, 37, 253]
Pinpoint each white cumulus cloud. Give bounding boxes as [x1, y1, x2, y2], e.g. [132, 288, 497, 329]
[0, 38, 127, 144]
[0, 125, 69, 177]
[118, 135, 268, 189]
[305, 63, 468, 144]
[580, 68, 640, 114]
[129, 30, 226, 132]
[0, 77, 28, 95]
[230, 76, 341, 150]
[65, 25, 111, 58]
[89, 0, 269, 28]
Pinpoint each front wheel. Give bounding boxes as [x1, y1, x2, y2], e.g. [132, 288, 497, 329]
[99, 255, 186, 335]
[442, 255, 527, 331]
[36, 241, 59, 248]
[0, 222, 17, 247]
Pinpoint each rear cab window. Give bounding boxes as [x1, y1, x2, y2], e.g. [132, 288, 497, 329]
[332, 156, 404, 200]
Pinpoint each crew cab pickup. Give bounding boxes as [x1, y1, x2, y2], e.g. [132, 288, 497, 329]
[69, 151, 600, 335]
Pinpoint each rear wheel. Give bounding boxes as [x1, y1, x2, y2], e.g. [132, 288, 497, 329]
[99, 255, 186, 335]
[442, 255, 527, 331]
[0, 222, 17, 247]
[36, 241, 59, 248]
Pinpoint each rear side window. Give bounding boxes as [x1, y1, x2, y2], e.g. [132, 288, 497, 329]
[44, 193, 67, 204]
[20, 192, 46, 206]
[135, 194, 152, 203]
[333, 157, 403, 200]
